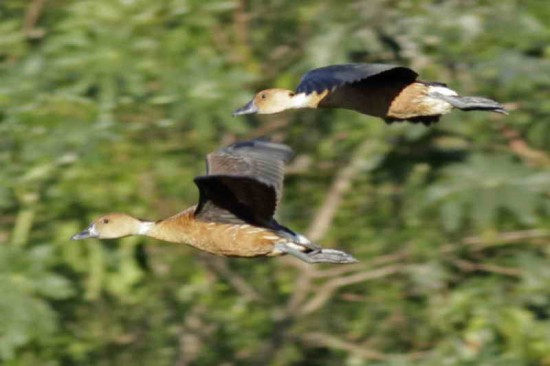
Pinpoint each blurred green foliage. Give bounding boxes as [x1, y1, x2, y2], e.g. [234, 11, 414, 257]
[1, 0, 549, 365]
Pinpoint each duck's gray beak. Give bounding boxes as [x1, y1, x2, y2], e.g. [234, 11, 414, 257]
[232, 99, 258, 116]
[71, 224, 98, 240]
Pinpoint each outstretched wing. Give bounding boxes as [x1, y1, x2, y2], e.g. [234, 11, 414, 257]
[194, 140, 294, 227]
[295, 63, 418, 95]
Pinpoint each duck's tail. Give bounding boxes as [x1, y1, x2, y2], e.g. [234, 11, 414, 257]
[292, 232, 358, 264]
[431, 92, 508, 115]
[275, 230, 358, 264]
[307, 248, 359, 264]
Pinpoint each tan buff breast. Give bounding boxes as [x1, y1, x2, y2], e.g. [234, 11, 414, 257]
[147, 208, 284, 257]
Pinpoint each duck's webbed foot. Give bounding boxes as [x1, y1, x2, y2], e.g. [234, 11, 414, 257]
[275, 243, 358, 264]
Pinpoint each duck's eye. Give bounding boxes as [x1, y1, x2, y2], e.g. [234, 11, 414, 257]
[260, 93, 267, 100]
[102, 218, 110, 224]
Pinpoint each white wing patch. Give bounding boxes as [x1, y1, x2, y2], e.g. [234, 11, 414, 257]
[295, 233, 311, 245]
[425, 85, 458, 115]
[427, 85, 458, 96]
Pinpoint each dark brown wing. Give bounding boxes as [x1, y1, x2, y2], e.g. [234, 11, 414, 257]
[295, 63, 418, 95]
[194, 140, 294, 227]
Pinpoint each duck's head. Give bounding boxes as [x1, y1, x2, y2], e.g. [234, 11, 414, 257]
[71, 213, 147, 240]
[233, 88, 297, 116]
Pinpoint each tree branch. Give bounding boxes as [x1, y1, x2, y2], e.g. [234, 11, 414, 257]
[198, 254, 262, 302]
[498, 124, 550, 167]
[451, 259, 522, 277]
[300, 264, 402, 315]
[300, 332, 428, 361]
[231, 0, 252, 64]
[175, 305, 215, 366]
[440, 229, 550, 255]
[23, 0, 47, 39]
[306, 138, 373, 242]
[286, 138, 374, 313]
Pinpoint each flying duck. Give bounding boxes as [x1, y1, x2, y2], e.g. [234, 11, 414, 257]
[233, 63, 507, 125]
[71, 140, 357, 264]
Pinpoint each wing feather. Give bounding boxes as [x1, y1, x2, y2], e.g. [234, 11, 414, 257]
[194, 140, 294, 227]
[296, 63, 418, 95]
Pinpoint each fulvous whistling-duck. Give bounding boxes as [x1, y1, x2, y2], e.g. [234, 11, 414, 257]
[71, 140, 358, 264]
[233, 63, 508, 125]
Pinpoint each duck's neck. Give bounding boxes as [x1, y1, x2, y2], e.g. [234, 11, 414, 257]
[289, 93, 312, 109]
[136, 209, 196, 244]
[136, 221, 155, 235]
[290, 91, 327, 109]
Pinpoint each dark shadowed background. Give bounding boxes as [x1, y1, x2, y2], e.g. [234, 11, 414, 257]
[1, 0, 549, 365]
